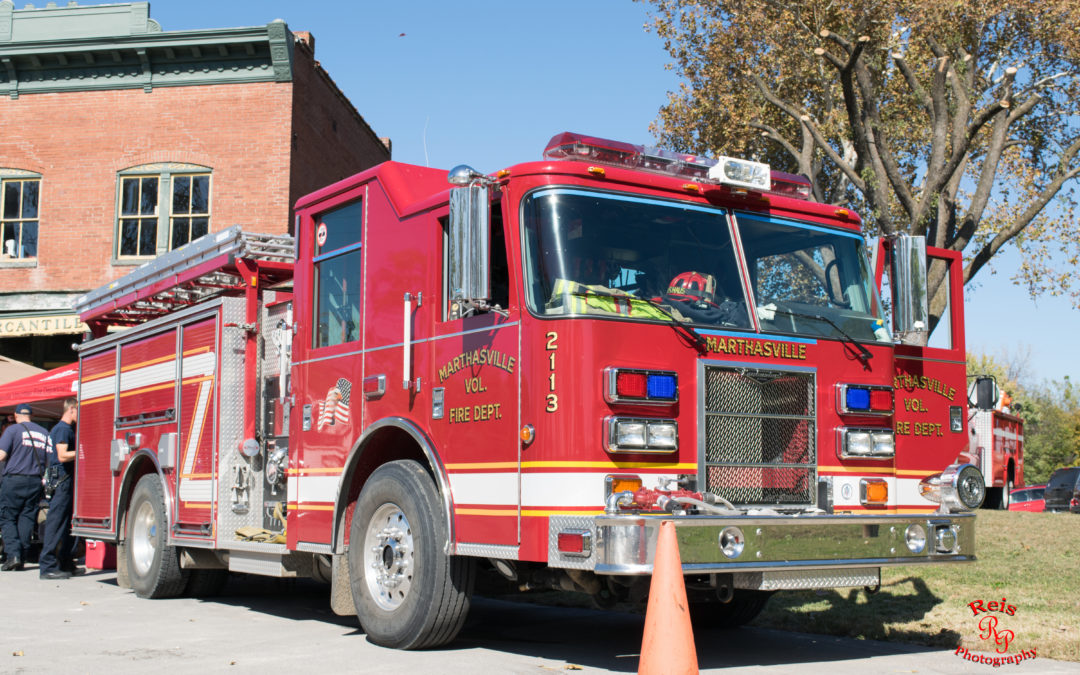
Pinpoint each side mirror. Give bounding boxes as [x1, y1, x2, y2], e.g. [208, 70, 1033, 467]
[974, 376, 997, 411]
[889, 234, 929, 341]
[447, 179, 490, 308]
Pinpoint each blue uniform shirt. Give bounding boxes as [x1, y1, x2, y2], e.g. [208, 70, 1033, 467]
[49, 420, 76, 477]
[0, 422, 52, 476]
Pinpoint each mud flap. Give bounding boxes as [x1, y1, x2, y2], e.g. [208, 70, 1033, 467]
[116, 539, 131, 589]
[330, 552, 356, 616]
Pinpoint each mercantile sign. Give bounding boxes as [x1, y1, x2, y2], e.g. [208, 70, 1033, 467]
[0, 314, 88, 337]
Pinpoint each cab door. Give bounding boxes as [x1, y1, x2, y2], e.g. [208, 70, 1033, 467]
[291, 189, 367, 545]
[431, 198, 521, 548]
[879, 243, 970, 510]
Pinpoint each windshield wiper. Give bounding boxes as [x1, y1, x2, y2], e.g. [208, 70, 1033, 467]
[564, 290, 708, 354]
[632, 295, 709, 354]
[768, 308, 873, 364]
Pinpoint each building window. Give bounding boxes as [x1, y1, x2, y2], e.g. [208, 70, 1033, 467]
[118, 175, 159, 257]
[170, 174, 211, 249]
[116, 164, 211, 259]
[1, 173, 41, 260]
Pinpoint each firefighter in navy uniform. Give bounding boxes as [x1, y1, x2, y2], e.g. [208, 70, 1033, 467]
[40, 398, 80, 580]
[0, 403, 51, 571]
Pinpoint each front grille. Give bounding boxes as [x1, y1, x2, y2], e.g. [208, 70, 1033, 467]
[702, 365, 816, 506]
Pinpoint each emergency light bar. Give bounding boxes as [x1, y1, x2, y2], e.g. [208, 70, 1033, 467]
[543, 131, 812, 198]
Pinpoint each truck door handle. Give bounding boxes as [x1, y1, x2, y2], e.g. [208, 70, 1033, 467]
[363, 375, 387, 400]
[403, 292, 421, 390]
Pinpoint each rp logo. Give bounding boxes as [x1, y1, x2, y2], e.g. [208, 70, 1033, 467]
[956, 596, 1036, 666]
[978, 615, 1014, 654]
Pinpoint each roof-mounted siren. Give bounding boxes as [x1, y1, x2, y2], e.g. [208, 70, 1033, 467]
[542, 131, 809, 199]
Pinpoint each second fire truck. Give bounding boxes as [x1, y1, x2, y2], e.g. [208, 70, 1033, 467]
[71, 132, 985, 648]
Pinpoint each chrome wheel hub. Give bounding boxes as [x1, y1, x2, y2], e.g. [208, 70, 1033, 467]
[363, 503, 414, 611]
[130, 499, 157, 577]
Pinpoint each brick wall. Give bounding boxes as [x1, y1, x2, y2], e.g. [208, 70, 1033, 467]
[0, 82, 294, 294]
[288, 40, 391, 221]
[0, 36, 390, 300]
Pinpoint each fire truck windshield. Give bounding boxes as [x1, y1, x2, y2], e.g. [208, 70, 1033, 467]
[521, 189, 889, 344]
[734, 211, 890, 343]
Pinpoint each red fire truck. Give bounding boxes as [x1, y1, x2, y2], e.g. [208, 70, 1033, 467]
[71, 132, 984, 649]
[968, 379, 1025, 509]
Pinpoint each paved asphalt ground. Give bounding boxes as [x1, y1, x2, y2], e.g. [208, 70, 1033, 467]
[1, 564, 1075, 674]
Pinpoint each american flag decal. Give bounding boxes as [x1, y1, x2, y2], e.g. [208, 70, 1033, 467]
[317, 378, 352, 430]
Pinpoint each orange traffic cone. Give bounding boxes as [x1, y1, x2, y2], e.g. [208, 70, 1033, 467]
[638, 520, 698, 675]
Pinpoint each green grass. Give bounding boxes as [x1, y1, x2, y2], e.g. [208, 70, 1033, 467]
[751, 510, 1080, 661]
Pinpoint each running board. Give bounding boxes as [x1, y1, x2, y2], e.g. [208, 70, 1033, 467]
[226, 549, 313, 578]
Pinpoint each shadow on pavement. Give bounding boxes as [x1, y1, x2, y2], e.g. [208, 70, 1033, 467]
[457, 595, 942, 672]
[88, 571, 948, 671]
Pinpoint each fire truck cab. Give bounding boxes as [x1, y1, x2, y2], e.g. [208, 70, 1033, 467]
[72, 132, 983, 649]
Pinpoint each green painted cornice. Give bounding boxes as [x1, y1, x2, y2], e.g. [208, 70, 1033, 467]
[0, 2, 294, 98]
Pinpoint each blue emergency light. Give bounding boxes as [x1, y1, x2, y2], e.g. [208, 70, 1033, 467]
[846, 387, 871, 411]
[841, 385, 893, 414]
[647, 373, 677, 400]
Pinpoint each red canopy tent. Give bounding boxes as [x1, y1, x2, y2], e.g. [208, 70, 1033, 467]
[0, 364, 78, 419]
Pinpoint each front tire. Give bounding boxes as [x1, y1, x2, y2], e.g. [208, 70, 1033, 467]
[689, 590, 773, 629]
[1000, 478, 1014, 510]
[126, 474, 189, 598]
[348, 460, 474, 649]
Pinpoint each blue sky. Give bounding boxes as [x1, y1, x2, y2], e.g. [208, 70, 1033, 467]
[136, 1, 1079, 384]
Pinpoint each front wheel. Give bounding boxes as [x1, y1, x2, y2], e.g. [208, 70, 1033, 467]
[689, 590, 773, 629]
[127, 474, 189, 598]
[348, 460, 475, 649]
[1000, 478, 1014, 510]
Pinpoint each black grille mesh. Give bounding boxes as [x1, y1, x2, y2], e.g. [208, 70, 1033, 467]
[703, 366, 816, 505]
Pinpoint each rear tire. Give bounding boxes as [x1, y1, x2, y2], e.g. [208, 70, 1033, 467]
[348, 460, 475, 649]
[126, 474, 189, 598]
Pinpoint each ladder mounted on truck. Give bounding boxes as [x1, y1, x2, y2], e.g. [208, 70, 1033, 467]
[74, 226, 295, 334]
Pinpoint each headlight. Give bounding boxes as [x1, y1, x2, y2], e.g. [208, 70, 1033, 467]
[645, 422, 678, 449]
[904, 523, 927, 554]
[839, 428, 895, 459]
[614, 420, 646, 448]
[605, 417, 678, 453]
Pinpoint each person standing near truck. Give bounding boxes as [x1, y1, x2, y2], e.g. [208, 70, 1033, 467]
[39, 399, 79, 580]
[0, 403, 51, 571]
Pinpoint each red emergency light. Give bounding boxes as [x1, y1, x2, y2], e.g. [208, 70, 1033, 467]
[543, 131, 812, 199]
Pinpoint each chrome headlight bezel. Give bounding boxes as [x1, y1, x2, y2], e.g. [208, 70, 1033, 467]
[919, 463, 985, 512]
[837, 428, 895, 460]
[604, 417, 679, 453]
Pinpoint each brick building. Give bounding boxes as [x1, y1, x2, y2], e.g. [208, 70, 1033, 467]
[0, 1, 390, 368]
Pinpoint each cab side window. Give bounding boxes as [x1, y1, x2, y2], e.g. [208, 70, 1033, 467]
[489, 206, 510, 311]
[313, 200, 363, 348]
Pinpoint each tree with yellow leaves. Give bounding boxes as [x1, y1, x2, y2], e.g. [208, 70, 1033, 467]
[641, 0, 1080, 329]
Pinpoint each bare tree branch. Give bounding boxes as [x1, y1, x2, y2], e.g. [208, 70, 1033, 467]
[748, 71, 867, 192]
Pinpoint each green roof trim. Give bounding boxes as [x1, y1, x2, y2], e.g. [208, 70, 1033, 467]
[0, 1, 295, 98]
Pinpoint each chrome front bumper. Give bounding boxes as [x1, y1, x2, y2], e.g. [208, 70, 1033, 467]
[548, 513, 975, 576]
